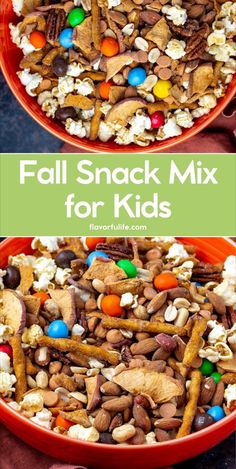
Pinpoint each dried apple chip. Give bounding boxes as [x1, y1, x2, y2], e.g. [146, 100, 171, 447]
[63, 94, 94, 110]
[83, 258, 127, 281]
[145, 18, 171, 51]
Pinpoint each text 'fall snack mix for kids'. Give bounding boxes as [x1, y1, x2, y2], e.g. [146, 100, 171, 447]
[0, 237, 236, 444]
[10, 0, 236, 146]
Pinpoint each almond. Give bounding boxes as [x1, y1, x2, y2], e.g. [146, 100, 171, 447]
[100, 381, 122, 396]
[94, 409, 111, 432]
[128, 427, 146, 445]
[130, 337, 159, 355]
[133, 402, 151, 433]
[211, 380, 225, 406]
[147, 291, 167, 314]
[109, 412, 123, 432]
[198, 377, 216, 405]
[102, 394, 133, 412]
[154, 418, 182, 430]
[188, 4, 205, 18]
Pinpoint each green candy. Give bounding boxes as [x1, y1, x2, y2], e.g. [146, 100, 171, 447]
[68, 7, 85, 27]
[199, 358, 214, 376]
[211, 372, 222, 384]
[117, 259, 137, 278]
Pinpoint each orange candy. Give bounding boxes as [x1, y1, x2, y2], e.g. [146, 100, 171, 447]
[99, 81, 112, 100]
[32, 291, 50, 306]
[154, 272, 178, 291]
[101, 294, 124, 317]
[100, 37, 119, 57]
[86, 237, 106, 250]
[29, 31, 46, 49]
[55, 415, 74, 430]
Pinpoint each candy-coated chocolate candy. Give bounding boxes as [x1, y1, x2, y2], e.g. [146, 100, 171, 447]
[59, 28, 74, 48]
[0, 344, 13, 359]
[154, 272, 178, 291]
[48, 320, 69, 339]
[101, 294, 124, 317]
[117, 259, 137, 278]
[199, 358, 214, 376]
[52, 55, 68, 77]
[86, 250, 109, 267]
[32, 291, 50, 306]
[99, 81, 112, 100]
[55, 249, 77, 269]
[29, 31, 46, 48]
[128, 67, 147, 86]
[85, 237, 106, 250]
[193, 413, 214, 431]
[210, 372, 222, 384]
[150, 111, 165, 129]
[3, 265, 20, 289]
[100, 37, 119, 57]
[207, 406, 225, 422]
[153, 79, 171, 99]
[68, 7, 85, 27]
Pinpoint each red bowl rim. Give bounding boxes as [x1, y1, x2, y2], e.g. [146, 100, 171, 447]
[0, 236, 235, 450]
[0, 7, 235, 153]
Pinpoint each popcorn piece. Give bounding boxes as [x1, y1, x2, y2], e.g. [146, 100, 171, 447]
[0, 269, 6, 290]
[222, 255, 236, 285]
[120, 292, 134, 307]
[67, 62, 84, 77]
[157, 117, 182, 140]
[33, 257, 56, 280]
[33, 273, 54, 292]
[65, 118, 87, 138]
[108, 0, 121, 8]
[174, 109, 194, 129]
[58, 76, 75, 95]
[0, 372, 16, 395]
[214, 280, 236, 309]
[207, 31, 226, 47]
[42, 98, 58, 118]
[22, 325, 44, 348]
[145, 432, 158, 445]
[81, 109, 95, 120]
[221, 59, 236, 75]
[31, 237, 64, 253]
[0, 324, 14, 344]
[215, 342, 233, 361]
[192, 107, 210, 119]
[0, 352, 12, 373]
[98, 121, 113, 142]
[227, 324, 236, 345]
[198, 94, 217, 109]
[173, 261, 194, 281]
[224, 384, 236, 411]
[72, 324, 85, 336]
[165, 39, 186, 60]
[10, 24, 35, 55]
[30, 408, 52, 429]
[199, 346, 220, 363]
[207, 320, 227, 344]
[17, 69, 42, 97]
[74, 78, 94, 96]
[12, 0, 24, 16]
[21, 392, 44, 413]
[55, 267, 72, 286]
[166, 243, 189, 260]
[68, 424, 100, 441]
[208, 42, 236, 62]
[162, 5, 187, 26]
[9, 254, 36, 268]
[129, 112, 151, 136]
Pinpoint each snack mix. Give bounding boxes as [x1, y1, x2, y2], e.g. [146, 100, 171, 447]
[10, 0, 236, 146]
[0, 237, 236, 444]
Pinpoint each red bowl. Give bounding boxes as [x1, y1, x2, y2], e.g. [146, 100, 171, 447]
[0, 1, 236, 153]
[0, 237, 235, 468]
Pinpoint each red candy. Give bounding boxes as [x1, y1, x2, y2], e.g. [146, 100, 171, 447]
[0, 344, 13, 359]
[150, 111, 165, 129]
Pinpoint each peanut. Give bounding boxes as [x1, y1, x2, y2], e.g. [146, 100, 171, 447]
[112, 424, 136, 442]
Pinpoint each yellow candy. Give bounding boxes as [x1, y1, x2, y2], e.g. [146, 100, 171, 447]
[153, 80, 172, 99]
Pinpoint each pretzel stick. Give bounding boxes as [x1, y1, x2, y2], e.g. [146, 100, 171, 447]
[101, 316, 186, 336]
[9, 336, 27, 403]
[90, 99, 102, 141]
[182, 318, 207, 367]
[176, 370, 201, 438]
[38, 336, 120, 365]
[92, 0, 101, 50]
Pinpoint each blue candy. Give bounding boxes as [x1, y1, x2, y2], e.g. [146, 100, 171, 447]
[207, 406, 225, 422]
[48, 320, 69, 339]
[86, 250, 109, 267]
[128, 67, 147, 86]
[59, 28, 74, 48]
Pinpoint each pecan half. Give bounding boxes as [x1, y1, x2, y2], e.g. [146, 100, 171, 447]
[96, 243, 133, 260]
[168, 19, 199, 37]
[185, 24, 210, 60]
[192, 262, 222, 283]
[46, 9, 66, 45]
